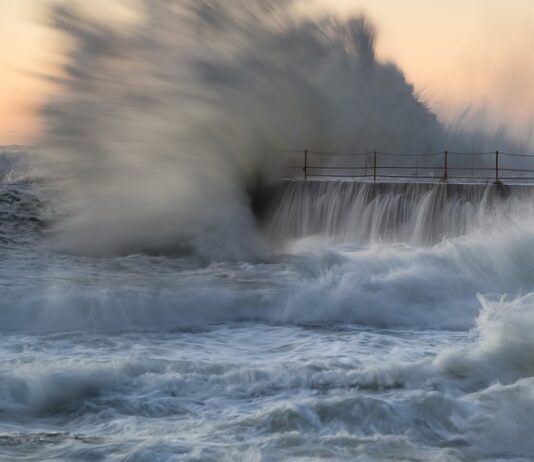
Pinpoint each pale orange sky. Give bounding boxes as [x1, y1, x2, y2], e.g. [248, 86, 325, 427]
[1, 0, 534, 145]
[0, 0, 53, 145]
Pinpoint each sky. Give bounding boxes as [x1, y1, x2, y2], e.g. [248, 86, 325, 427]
[1, 0, 533, 145]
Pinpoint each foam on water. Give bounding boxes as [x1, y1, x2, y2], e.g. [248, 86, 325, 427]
[2, 295, 534, 461]
[3, 178, 534, 333]
[4, 138, 534, 458]
[2, 0, 534, 459]
[5, 153, 534, 461]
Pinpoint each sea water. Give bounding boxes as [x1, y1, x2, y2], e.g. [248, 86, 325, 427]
[3, 1, 534, 459]
[3, 150, 534, 461]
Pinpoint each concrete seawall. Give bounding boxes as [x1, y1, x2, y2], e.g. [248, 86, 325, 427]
[255, 179, 534, 244]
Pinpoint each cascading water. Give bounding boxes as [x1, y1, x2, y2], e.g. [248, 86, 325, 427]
[2, 1, 534, 461]
[262, 180, 534, 245]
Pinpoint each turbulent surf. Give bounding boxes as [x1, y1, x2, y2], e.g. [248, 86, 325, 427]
[2, 1, 534, 461]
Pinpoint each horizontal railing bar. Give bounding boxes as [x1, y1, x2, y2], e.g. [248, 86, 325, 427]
[373, 166, 492, 170]
[306, 174, 370, 178]
[274, 149, 534, 160]
[496, 177, 534, 180]
[499, 152, 534, 158]
[308, 175, 534, 180]
[446, 151, 496, 155]
[307, 150, 371, 156]
[375, 152, 443, 157]
[287, 174, 534, 181]
[373, 175, 483, 180]
[494, 168, 534, 173]
[439, 167, 499, 171]
[307, 168, 366, 171]
[277, 150, 534, 157]
[290, 166, 534, 172]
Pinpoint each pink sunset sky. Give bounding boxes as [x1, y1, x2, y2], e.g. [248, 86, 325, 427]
[1, 0, 533, 145]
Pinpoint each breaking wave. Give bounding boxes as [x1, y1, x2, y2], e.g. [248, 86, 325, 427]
[2, 1, 533, 459]
[40, 0, 526, 258]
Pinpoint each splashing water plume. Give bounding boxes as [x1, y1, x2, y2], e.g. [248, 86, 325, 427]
[40, 0, 526, 259]
[4, 2, 534, 460]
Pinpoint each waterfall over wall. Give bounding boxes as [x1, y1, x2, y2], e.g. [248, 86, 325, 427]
[262, 180, 534, 245]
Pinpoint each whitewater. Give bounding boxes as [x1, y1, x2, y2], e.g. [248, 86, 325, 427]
[3, 1, 534, 461]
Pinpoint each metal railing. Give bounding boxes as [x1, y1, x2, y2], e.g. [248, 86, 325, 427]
[278, 149, 534, 184]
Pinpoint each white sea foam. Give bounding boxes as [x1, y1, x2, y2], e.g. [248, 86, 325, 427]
[4, 299, 534, 460]
[2, 1, 534, 460]
[2, 199, 534, 334]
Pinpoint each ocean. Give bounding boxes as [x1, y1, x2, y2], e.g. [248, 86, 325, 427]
[2, 148, 534, 460]
[3, 1, 534, 460]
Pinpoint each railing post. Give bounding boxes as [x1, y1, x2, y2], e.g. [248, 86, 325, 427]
[442, 150, 448, 183]
[495, 150, 499, 184]
[303, 149, 308, 180]
[373, 151, 377, 182]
